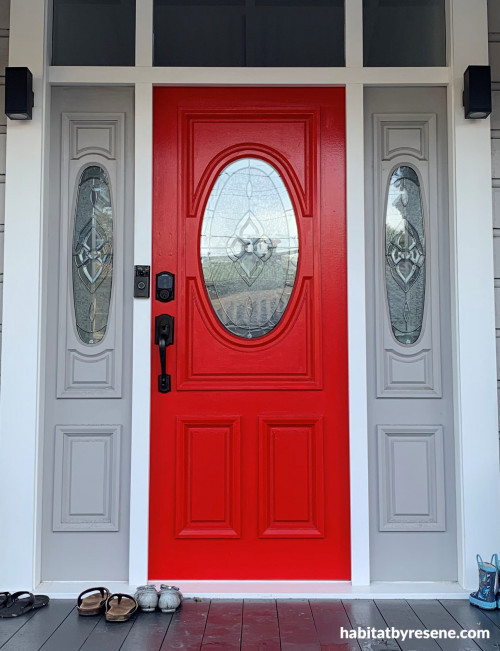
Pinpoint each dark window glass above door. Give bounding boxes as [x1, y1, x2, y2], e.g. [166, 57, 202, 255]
[52, 0, 136, 66]
[363, 0, 446, 67]
[153, 0, 345, 67]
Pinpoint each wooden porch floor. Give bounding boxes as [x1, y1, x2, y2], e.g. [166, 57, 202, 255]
[0, 598, 494, 650]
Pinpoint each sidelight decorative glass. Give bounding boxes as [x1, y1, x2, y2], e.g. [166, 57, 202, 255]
[200, 158, 299, 339]
[385, 166, 425, 345]
[72, 166, 113, 345]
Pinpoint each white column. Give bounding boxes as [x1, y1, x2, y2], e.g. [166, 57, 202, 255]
[346, 83, 371, 586]
[129, 82, 153, 586]
[449, 0, 500, 589]
[0, 0, 48, 589]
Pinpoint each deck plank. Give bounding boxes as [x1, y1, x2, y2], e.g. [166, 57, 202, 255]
[476, 603, 500, 629]
[241, 600, 280, 651]
[0, 607, 40, 648]
[309, 600, 361, 650]
[201, 599, 243, 650]
[78, 611, 138, 651]
[375, 600, 440, 650]
[440, 600, 500, 651]
[0, 600, 74, 651]
[408, 600, 481, 651]
[342, 600, 400, 651]
[121, 611, 172, 651]
[161, 599, 210, 650]
[38, 609, 102, 651]
[1, 597, 490, 651]
[277, 599, 321, 650]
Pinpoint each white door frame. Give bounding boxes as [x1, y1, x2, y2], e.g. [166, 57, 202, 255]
[0, 0, 497, 595]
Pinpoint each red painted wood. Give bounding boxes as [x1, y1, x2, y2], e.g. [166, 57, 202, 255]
[259, 417, 324, 537]
[175, 418, 241, 538]
[150, 87, 349, 580]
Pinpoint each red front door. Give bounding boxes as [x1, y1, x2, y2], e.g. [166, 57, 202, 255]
[149, 87, 349, 580]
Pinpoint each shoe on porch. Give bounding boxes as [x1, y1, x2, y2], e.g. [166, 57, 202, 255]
[469, 554, 498, 609]
[134, 585, 159, 612]
[158, 585, 182, 613]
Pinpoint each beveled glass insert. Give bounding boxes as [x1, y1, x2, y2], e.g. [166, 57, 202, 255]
[385, 166, 425, 345]
[72, 166, 113, 345]
[363, 0, 445, 67]
[201, 158, 299, 339]
[52, 0, 136, 66]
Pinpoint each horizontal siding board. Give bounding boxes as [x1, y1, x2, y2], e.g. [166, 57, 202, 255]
[490, 1, 500, 34]
[491, 42, 500, 83]
[493, 233, 500, 279]
[492, 188, 500, 228]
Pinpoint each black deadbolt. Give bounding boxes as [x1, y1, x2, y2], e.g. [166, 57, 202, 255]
[156, 271, 175, 302]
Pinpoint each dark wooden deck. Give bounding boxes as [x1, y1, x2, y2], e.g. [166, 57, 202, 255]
[0, 599, 493, 650]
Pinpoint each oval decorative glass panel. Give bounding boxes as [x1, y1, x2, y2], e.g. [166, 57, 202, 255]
[385, 165, 425, 345]
[200, 158, 299, 339]
[72, 165, 113, 345]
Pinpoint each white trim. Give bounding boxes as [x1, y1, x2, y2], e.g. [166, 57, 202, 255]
[346, 83, 370, 586]
[135, 0, 153, 68]
[48, 66, 451, 87]
[0, 0, 48, 589]
[449, 0, 500, 590]
[129, 83, 153, 586]
[37, 580, 468, 600]
[345, 0, 363, 69]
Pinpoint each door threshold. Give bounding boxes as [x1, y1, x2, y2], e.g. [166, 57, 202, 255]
[38, 580, 468, 600]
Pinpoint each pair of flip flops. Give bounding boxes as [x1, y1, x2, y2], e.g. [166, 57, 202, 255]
[0, 591, 50, 618]
[77, 587, 138, 622]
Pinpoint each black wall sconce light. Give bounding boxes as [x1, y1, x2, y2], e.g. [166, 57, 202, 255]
[5, 67, 34, 120]
[463, 65, 492, 119]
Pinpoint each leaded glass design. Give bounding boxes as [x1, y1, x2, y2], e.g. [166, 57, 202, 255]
[72, 166, 113, 345]
[385, 166, 425, 345]
[201, 158, 299, 339]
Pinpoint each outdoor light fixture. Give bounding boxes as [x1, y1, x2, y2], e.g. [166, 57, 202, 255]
[463, 65, 492, 119]
[5, 67, 34, 120]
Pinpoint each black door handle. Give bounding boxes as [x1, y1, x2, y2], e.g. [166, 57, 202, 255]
[155, 314, 174, 393]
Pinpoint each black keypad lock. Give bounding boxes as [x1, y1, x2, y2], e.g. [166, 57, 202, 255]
[156, 271, 175, 302]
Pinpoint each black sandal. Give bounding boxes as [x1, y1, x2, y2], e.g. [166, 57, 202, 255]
[77, 587, 110, 616]
[105, 594, 138, 622]
[0, 591, 49, 618]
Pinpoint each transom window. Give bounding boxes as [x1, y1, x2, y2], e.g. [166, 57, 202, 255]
[51, 0, 446, 67]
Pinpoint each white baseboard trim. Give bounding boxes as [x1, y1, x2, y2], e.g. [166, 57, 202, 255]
[37, 580, 469, 600]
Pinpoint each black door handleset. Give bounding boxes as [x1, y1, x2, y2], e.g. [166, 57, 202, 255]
[155, 314, 174, 393]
